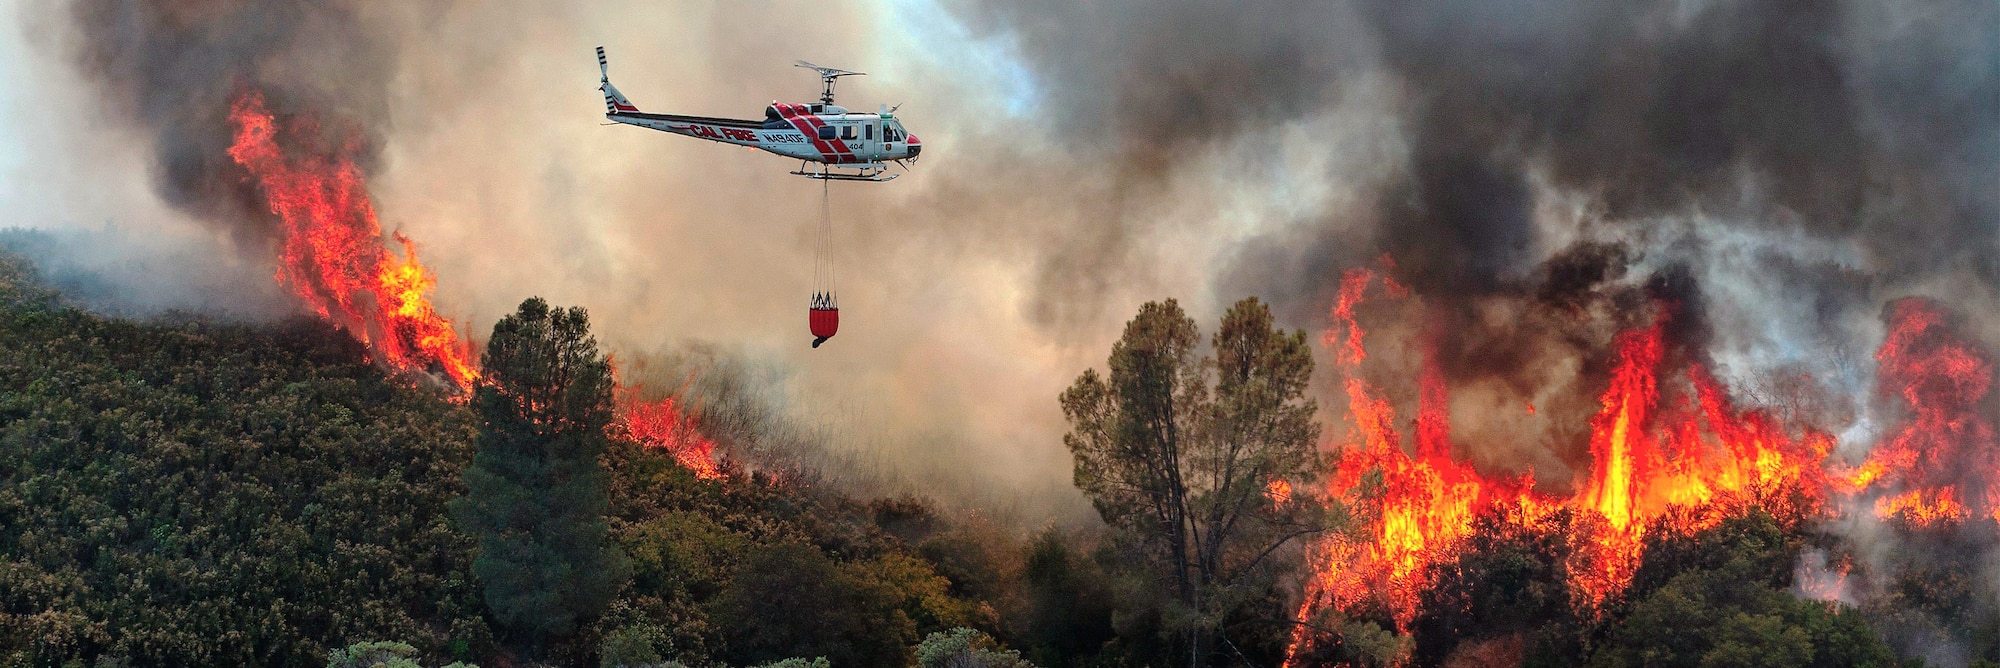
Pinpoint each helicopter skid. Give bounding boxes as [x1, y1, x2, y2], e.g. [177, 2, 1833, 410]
[792, 165, 899, 182]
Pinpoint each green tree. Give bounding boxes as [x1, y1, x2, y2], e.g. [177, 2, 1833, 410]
[917, 627, 1036, 668]
[452, 298, 630, 644]
[326, 641, 423, 668]
[711, 542, 913, 668]
[598, 625, 663, 668]
[1587, 561, 1894, 668]
[1059, 297, 1325, 666]
[1019, 530, 1116, 665]
[1587, 511, 1896, 668]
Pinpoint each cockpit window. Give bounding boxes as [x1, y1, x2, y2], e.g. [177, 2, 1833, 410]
[763, 106, 791, 129]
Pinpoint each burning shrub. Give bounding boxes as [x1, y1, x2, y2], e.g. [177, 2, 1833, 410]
[1410, 507, 1584, 667]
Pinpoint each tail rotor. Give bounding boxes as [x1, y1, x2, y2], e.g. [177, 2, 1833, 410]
[596, 46, 639, 115]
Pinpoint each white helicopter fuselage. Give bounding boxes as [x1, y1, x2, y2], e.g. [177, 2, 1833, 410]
[606, 102, 921, 166]
[596, 47, 919, 181]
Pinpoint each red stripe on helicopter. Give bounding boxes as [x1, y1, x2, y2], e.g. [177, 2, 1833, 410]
[784, 104, 847, 160]
[772, 105, 821, 156]
[776, 103, 853, 162]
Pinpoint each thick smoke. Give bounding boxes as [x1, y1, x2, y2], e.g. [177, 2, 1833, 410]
[956, 0, 2000, 470]
[65, 0, 436, 246]
[956, 0, 2000, 652]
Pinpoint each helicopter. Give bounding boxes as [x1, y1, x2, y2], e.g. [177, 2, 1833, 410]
[595, 46, 920, 182]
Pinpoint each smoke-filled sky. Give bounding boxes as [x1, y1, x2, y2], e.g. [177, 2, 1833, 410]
[2, 0, 1997, 517]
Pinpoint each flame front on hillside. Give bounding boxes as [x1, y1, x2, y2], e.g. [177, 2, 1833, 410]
[227, 90, 479, 389]
[619, 387, 723, 480]
[227, 87, 722, 479]
[1285, 265, 1997, 664]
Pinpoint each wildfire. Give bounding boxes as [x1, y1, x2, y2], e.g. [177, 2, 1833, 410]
[1288, 266, 1844, 663]
[228, 88, 723, 480]
[227, 90, 478, 388]
[1795, 549, 1851, 604]
[1564, 320, 1830, 606]
[1841, 298, 2000, 529]
[618, 386, 723, 480]
[1290, 268, 1552, 641]
[1268, 478, 1295, 506]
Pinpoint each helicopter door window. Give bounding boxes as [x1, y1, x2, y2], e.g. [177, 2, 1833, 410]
[817, 126, 837, 141]
[865, 124, 874, 141]
[841, 125, 856, 140]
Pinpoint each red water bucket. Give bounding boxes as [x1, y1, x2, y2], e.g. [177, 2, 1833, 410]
[809, 307, 839, 347]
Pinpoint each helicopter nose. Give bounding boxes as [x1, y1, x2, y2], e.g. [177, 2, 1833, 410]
[907, 144, 921, 158]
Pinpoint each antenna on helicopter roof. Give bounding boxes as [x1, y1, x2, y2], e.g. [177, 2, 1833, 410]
[795, 61, 865, 106]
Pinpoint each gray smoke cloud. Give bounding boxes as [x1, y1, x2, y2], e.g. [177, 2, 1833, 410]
[953, 0, 2000, 651]
[64, 0, 440, 245]
[954, 0, 2000, 475]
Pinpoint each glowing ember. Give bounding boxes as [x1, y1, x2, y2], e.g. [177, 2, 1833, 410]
[618, 386, 722, 480]
[1268, 478, 1294, 506]
[226, 90, 478, 388]
[1795, 550, 1851, 604]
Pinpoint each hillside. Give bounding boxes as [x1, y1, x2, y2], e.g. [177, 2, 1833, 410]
[0, 248, 489, 665]
[0, 247, 1040, 668]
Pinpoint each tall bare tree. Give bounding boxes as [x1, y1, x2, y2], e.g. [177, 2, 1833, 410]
[1061, 297, 1326, 667]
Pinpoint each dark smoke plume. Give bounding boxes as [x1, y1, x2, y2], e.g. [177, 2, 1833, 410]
[956, 0, 2000, 464]
[67, 0, 433, 244]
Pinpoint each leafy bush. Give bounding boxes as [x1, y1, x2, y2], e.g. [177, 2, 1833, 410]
[917, 627, 1035, 668]
[598, 626, 663, 668]
[326, 641, 422, 668]
[0, 250, 490, 666]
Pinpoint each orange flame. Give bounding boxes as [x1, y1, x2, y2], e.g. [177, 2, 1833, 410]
[1288, 268, 1552, 654]
[226, 90, 478, 388]
[1559, 310, 1832, 607]
[1796, 552, 1850, 604]
[617, 386, 722, 480]
[1268, 479, 1295, 506]
[1841, 298, 2000, 529]
[1288, 272, 1837, 662]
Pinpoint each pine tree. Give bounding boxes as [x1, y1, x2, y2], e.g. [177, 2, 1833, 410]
[1061, 297, 1326, 667]
[452, 297, 630, 645]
